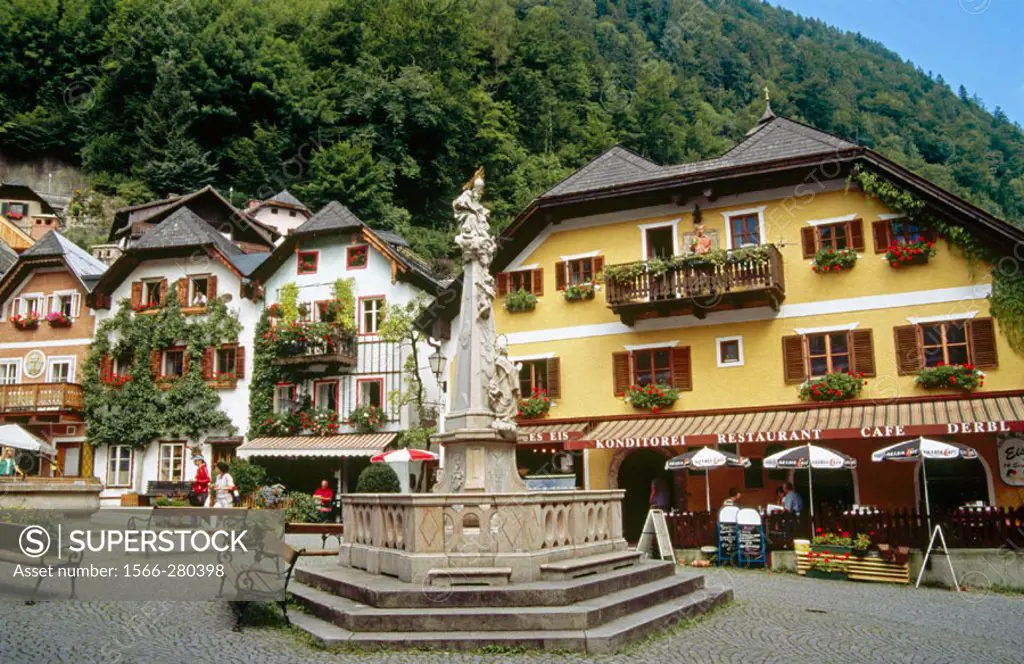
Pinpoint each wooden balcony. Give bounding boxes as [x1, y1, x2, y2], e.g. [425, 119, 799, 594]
[272, 328, 358, 371]
[604, 245, 786, 324]
[0, 383, 84, 414]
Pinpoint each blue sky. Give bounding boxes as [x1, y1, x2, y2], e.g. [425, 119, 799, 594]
[770, 0, 1024, 124]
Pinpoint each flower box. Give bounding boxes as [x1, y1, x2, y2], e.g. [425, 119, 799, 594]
[799, 372, 866, 402]
[805, 569, 848, 581]
[46, 312, 73, 328]
[518, 388, 552, 419]
[624, 383, 679, 413]
[914, 363, 983, 392]
[810, 544, 853, 556]
[10, 313, 39, 330]
[885, 238, 935, 268]
[563, 282, 596, 302]
[504, 289, 538, 313]
[811, 247, 858, 274]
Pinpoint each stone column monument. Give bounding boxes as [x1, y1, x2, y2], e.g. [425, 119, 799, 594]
[432, 167, 529, 494]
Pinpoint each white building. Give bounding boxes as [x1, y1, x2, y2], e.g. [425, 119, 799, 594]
[245, 190, 312, 240]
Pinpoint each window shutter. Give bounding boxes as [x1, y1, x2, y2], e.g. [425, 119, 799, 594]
[545, 357, 561, 400]
[496, 272, 509, 297]
[849, 219, 865, 252]
[555, 261, 567, 291]
[234, 345, 246, 379]
[893, 325, 923, 375]
[781, 335, 807, 384]
[158, 279, 168, 305]
[100, 354, 114, 381]
[922, 227, 938, 244]
[670, 347, 693, 391]
[871, 221, 890, 254]
[177, 278, 188, 306]
[149, 350, 162, 377]
[612, 351, 631, 396]
[47, 294, 56, 315]
[207, 275, 217, 299]
[592, 256, 605, 282]
[131, 282, 142, 309]
[202, 348, 214, 379]
[531, 268, 544, 296]
[968, 317, 998, 368]
[182, 349, 190, 375]
[9, 297, 20, 318]
[801, 227, 818, 258]
[71, 293, 82, 318]
[850, 329, 876, 377]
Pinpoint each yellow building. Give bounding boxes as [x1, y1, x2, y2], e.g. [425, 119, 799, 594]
[485, 108, 1024, 538]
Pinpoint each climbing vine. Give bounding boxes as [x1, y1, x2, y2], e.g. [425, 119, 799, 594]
[248, 307, 288, 438]
[851, 165, 1024, 354]
[84, 284, 240, 450]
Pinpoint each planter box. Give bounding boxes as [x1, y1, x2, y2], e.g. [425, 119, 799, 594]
[811, 544, 852, 555]
[120, 493, 148, 507]
[805, 569, 848, 581]
[890, 252, 929, 267]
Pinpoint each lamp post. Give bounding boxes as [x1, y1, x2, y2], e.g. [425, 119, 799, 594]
[428, 348, 447, 390]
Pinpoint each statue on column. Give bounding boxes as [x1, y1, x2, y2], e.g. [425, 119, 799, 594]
[489, 336, 521, 437]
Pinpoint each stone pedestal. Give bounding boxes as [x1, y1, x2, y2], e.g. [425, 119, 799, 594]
[431, 429, 528, 494]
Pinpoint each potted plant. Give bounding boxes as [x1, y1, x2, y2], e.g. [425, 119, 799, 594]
[518, 388, 552, 419]
[350, 404, 384, 433]
[806, 551, 850, 580]
[799, 371, 866, 402]
[885, 236, 936, 267]
[811, 528, 853, 554]
[563, 281, 596, 302]
[914, 363, 983, 392]
[811, 247, 858, 273]
[504, 288, 538, 313]
[296, 302, 310, 320]
[46, 311, 73, 328]
[624, 383, 679, 413]
[268, 303, 283, 318]
[852, 532, 874, 558]
[10, 312, 39, 330]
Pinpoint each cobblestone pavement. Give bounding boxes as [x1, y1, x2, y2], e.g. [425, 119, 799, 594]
[0, 567, 1018, 663]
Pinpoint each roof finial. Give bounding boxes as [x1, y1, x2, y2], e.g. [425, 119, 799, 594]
[758, 85, 776, 125]
[764, 85, 770, 103]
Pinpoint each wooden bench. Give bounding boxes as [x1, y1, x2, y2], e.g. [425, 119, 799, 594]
[222, 535, 304, 629]
[426, 567, 512, 587]
[126, 505, 249, 536]
[539, 550, 642, 581]
[0, 521, 83, 600]
[143, 480, 192, 498]
[796, 550, 910, 584]
[284, 522, 344, 550]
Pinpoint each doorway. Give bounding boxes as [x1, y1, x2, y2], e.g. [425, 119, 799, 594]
[646, 226, 675, 259]
[792, 468, 857, 514]
[57, 443, 82, 477]
[617, 449, 675, 542]
[917, 458, 989, 511]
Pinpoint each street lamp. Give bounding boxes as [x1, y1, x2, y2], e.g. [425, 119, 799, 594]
[428, 348, 447, 384]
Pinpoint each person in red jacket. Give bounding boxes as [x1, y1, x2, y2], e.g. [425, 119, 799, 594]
[192, 457, 211, 507]
[313, 480, 334, 521]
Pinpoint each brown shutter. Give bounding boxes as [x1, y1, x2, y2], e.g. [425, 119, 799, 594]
[496, 272, 509, 297]
[801, 227, 818, 258]
[545, 357, 561, 400]
[234, 345, 246, 378]
[555, 261, 567, 291]
[592, 256, 604, 282]
[149, 350, 162, 377]
[612, 351, 631, 396]
[131, 282, 142, 310]
[207, 274, 217, 300]
[158, 279, 168, 305]
[850, 329, 876, 377]
[182, 348, 190, 375]
[872, 220, 890, 253]
[922, 227, 938, 243]
[100, 355, 114, 381]
[531, 268, 544, 296]
[177, 278, 188, 306]
[893, 325, 923, 375]
[849, 219, 865, 252]
[782, 335, 807, 383]
[202, 348, 214, 379]
[968, 317, 998, 368]
[670, 346, 692, 391]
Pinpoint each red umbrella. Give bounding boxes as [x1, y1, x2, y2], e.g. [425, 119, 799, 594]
[370, 448, 438, 464]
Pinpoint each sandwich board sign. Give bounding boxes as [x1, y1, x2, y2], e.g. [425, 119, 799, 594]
[637, 509, 675, 563]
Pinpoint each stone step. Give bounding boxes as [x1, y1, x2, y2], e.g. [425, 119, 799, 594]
[290, 569, 705, 632]
[426, 566, 511, 586]
[288, 582, 733, 653]
[539, 550, 643, 580]
[294, 557, 675, 608]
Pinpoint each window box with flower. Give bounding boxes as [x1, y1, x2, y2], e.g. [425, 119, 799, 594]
[46, 311, 73, 328]
[915, 363, 983, 392]
[350, 404, 384, 433]
[518, 388, 552, 420]
[799, 372, 866, 402]
[805, 551, 851, 580]
[504, 288, 538, 313]
[810, 529, 853, 555]
[811, 247, 857, 274]
[885, 236, 935, 268]
[624, 383, 679, 413]
[300, 409, 340, 436]
[563, 281, 596, 302]
[101, 373, 132, 390]
[10, 312, 39, 330]
[132, 300, 162, 314]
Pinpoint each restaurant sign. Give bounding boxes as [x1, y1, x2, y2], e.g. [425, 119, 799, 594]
[997, 436, 1024, 487]
[521, 430, 585, 444]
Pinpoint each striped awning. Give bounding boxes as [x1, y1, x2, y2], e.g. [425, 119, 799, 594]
[583, 396, 1024, 449]
[517, 421, 589, 444]
[236, 433, 397, 458]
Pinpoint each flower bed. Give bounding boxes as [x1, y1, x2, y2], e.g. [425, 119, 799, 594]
[915, 363, 983, 392]
[518, 388, 552, 419]
[46, 311, 72, 328]
[885, 237, 935, 267]
[624, 383, 679, 413]
[563, 281, 596, 301]
[799, 372, 866, 402]
[10, 312, 39, 330]
[504, 288, 538, 313]
[811, 247, 857, 273]
[350, 404, 384, 433]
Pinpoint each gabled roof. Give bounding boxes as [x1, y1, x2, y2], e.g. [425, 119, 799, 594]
[291, 201, 364, 236]
[266, 190, 308, 211]
[21, 231, 108, 284]
[0, 182, 58, 216]
[544, 146, 664, 198]
[0, 243, 18, 276]
[133, 207, 243, 257]
[228, 252, 271, 277]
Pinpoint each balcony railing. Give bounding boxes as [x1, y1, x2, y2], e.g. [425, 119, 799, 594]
[272, 327, 358, 368]
[603, 245, 785, 324]
[0, 382, 84, 414]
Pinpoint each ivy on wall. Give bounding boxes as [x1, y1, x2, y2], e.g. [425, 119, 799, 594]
[248, 307, 286, 438]
[84, 284, 240, 450]
[851, 166, 1024, 354]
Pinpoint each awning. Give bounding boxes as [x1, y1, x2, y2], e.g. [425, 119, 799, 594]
[517, 421, 588, 444]
[577, 396, 1024, 450]
[236, 432, 397, 458]
[0, 424, 56, 456]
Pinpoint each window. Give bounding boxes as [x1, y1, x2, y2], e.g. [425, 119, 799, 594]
[518, 360, 548, 396]
[163, 349, 185, 378]
[806, 333, 850, 376]
[271, 207, 279, 215]
[47, 358, 73, 383]
[716, 337, 744, 367]
[817, 223, 850, 251]
[729, 213, 761, 247]
[744, 458, 764, 489]
[509, 270, 534, 293]
[56, 293, 74, 317]
[1, 202, 29, 220]
[889, 219, 925, 246]
[143, 280, 162, 307]
[113, 351, 134, 377]
[216, 347, 236, 377]
[497, 269, 544, 297]
[802, 220, 865, 258]
[315, 380, 339, 411]
[359, 379, 383, 408]
[22, 295, 43, 316]
[567, 257, 595, 285]
[273, 384, 296, 413]
[360, 297, 385, 335]
[107, 446, 132, 487]
[158, 443, 184, 482]
[289, 210, 297, 218]
[189, 276, 210, 306]
[646, 227, 675, 259]
[347, 245, 369, 269]
[0, 360, 20, 385]
[297, 251, 319, 275]
[921, 322, 969, 367]
[633, 349, 672, 387]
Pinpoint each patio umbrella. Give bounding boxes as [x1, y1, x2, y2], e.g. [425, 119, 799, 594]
[762, 444, 857, 526]
[370, 448, 439, 464]
[871, 437, 978, 531]
[665, 447, 750, 512]
[0, 424, 56, 456]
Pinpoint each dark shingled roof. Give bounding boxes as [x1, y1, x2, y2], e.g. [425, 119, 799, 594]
[132, 207, 242, 257]
[229, 252, 270, 277]
[291, 201, 364, 236]
[0, 243, 17, 276]
[21, 231, 108, 283]
[540, 115, 859, 199]
[267, 190, 308, 210]
[376, 230, 410, 247]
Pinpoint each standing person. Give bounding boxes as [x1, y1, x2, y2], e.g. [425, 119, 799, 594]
[649, 478, 670, 511]
[313, 480, 335, 521]
[783, 481, 804, 513]
[0, 447, 21, 477]
[191, 457, 210, 507]
[214, 462, 236, 509]
[723, 488, 742, 507]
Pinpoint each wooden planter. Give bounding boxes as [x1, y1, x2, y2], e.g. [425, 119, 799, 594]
[120, 493, 148, 507]
[811, 544, 853, 555]
[805, 569, 848, 581]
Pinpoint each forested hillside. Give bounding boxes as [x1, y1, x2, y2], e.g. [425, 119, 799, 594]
[2, 0, 1022, 257]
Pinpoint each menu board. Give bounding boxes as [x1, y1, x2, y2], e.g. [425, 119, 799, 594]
[739, 522, 765, 565]
[637, 509, 675, 563]
[717, 521, 737, 564]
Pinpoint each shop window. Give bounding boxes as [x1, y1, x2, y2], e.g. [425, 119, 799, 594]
[921, 321, 969, 367]
[158, 443, 184, 482]
[806, 332, 850, 376]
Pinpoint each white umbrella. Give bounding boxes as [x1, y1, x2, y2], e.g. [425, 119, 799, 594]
[872, 437, 978, 531]
[0, 424, 56, 456]
[763, 444, 857, 528]
[665, 447, 750, 512]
